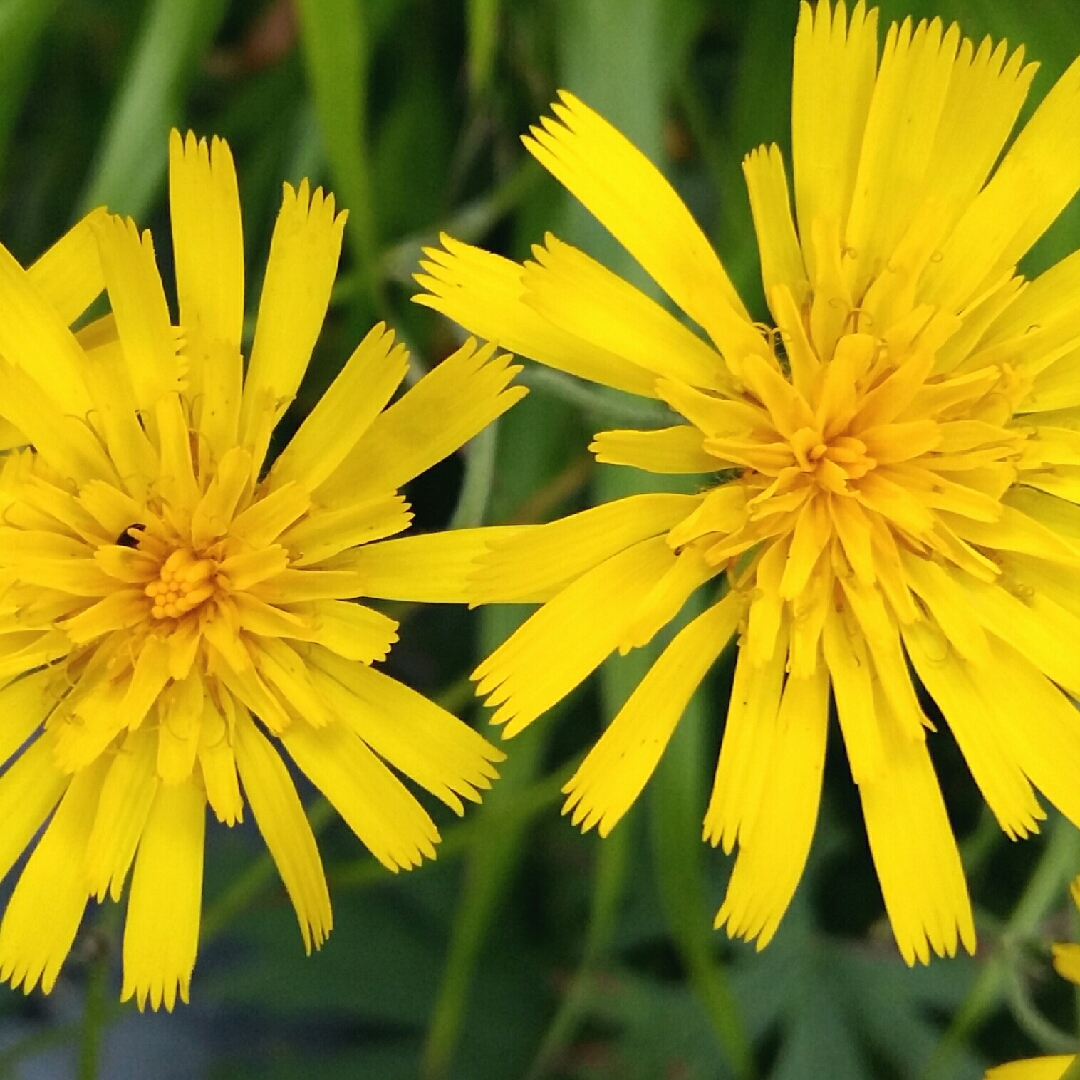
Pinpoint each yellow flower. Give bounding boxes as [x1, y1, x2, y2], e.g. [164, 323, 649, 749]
[416, 0, 1080, 964]
[0, 130, 523, 1010]
[986, 1061, 1077, 1080]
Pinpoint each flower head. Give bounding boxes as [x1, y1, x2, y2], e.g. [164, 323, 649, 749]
[0, 130, 523, 1009]
[417, 1, 1080, 963]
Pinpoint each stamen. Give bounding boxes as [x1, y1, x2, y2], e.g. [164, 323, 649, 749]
[145, 548, 219, 620]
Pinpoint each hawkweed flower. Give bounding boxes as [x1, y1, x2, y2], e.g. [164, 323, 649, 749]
[0, 130, 522, 1009]
[417, 0, 1080, 964]
[985, 878, 1080, 1078]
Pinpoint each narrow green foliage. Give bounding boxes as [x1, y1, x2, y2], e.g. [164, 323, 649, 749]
[79, 0, 228, 219]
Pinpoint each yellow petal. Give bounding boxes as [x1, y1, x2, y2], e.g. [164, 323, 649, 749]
[270, 323, 407, 492]
[473, 536, 679, 737]
[779, 495, 831, 598]
[0, 358, 115, 486]
[703, 618, 786, 853]
[715, 662, 829, 948]
[768, 284, 819, 401]
[981, 637, 1080, 833]
[252, 638, 333, 726]
[414, 235, 659, 398]
[281, 494, 411, 567]
[118, 634, 172, 731]
[0, 668, 64, 770]
[0, 239, 93, 416]
[218, 546, 288, 592]
[985, 1059, 1077, 1080]
[169, 128, 246, 466]
[312, 648, 502, 815]
[229, 483, 311, 549]
[790, 0, 878, 277]
[0, 754, 108, 994]
[590, 425, 721, 473]
[618, 544, 720, 653]
[837, 576, 926, 740]
[523, 234, 730, 391]
[0, 733, 69, 883]
[958, 574, 1080, 696]
[859, 686, 976, 965]
[343, 527, 527, 603]
[53, 677, 129, 772]
[84, 726, 158, 901]
[78, 478, 152, 540]
[191, 445, 252, 549]
[198, 700, 243, 826]
[524, 92, 764, 363]
[666, 485, 748, 549]
[655, 377, 766, 438]
[565, 593, 741, 838]
[0, 629, 69, 683]
[157, 673, 205, 785]
[745, 537, 789, 667]
[121, 780, 205, 1011]
[156, 393, 200, 512]
[93, 214, 181, 427]
[288, 600, 398, 663]
[316, 339, 526, 505]
[282, 718, 438, 871]
[902, 618, 1043, 838]
[21, 475, 112, 547]
[169, 130, 244, 353]
[62, 589, 148, 644]
[844, 17, 960, 300]
[822, 603, 882, 784]
[900, 552, 990, 664]
[247, 567, 362, 605]
[743, 144, 808, 312]
[913, 36, 1034, 274]
[232, 708, 331, 951]
[238, 180, 346, 474]
[27, 208, 107, 327]
[1053, 943, 1080, 986]
[473, 493, 701, 605]
[924, 49, 1080, 313]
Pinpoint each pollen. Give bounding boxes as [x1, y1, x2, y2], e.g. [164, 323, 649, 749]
[145, 548, 219, 620]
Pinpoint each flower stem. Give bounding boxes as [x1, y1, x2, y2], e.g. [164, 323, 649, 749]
[923, 818, 1080, 1080]
[76, 923, 112, 1080]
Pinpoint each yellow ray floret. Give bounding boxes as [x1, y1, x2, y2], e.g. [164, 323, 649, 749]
[0, 130, 523, 1009]
[418, 0, 1080, 966]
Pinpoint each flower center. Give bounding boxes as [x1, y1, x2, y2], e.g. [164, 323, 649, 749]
[145, 547, 219, 620]
[789, 426, 876, 494]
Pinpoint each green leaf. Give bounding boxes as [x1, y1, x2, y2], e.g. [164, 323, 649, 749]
[466, 0, 501, 98]
[732, 891, 987, 1080]
[79, 0, 228, 220]
[564, 966, 738, 1080]
[293, 0, 378, 295]
[0, 0, 63, 183]
[422, 391, 580, 1080]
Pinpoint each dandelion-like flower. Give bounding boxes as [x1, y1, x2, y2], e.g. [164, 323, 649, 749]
[0, 130, 523, 1009]
[416, 0, 1080, 963]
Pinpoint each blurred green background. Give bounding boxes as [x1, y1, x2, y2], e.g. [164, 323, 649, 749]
[3, 0, 1080, 1077]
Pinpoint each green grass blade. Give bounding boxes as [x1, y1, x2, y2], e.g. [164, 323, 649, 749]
[79, 0, 228, 220]
[422, 391, 577, 1079]
[0, 0, 63, 183]
[466, 0, 500, 99]
[293, 0, 380, 308]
